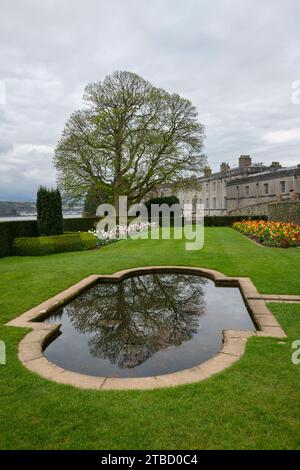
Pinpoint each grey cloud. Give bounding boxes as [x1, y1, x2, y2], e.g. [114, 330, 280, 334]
[0, 0, 300, 200]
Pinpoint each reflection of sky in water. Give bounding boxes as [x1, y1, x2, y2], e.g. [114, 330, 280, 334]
[44, 274, 256, 378]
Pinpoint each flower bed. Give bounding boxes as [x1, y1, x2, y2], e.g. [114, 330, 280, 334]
[89, 221, 157, 246]
[233, 220, 300, 248]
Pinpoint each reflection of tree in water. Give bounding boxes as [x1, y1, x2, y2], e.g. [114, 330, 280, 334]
[66, 274, 207, 369]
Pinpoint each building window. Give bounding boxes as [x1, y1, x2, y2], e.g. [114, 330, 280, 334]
[213, 182, 216, 192]
[224, 196, 227, 209]
[206, 184, 209, 193]
[264, 183, 269, 195]
[206, 198, 209, 209]
[245, 185, 249, 196]
[199, 198, 202, 205]
[280, 181, 286, 194]
[213, 197, 216, 209]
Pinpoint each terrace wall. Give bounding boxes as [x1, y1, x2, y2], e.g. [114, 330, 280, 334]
[268, 201, 300, 225]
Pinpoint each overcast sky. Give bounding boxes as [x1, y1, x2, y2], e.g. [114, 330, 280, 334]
[0, 0, 300, 201]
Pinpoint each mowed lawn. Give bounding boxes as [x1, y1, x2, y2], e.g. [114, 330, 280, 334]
[0, 227, 300, 449]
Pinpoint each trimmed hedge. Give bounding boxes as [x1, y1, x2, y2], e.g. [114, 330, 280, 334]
[12, 232, 97, 256]
[0, 218, 99, 257]
[203, 215, 267, 227]
[63, 217, 99, 232]
[150, 215, 267, 227]
[0, 220, 38, 257]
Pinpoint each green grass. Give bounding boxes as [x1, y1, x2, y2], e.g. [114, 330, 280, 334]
[0, 227, 300, 449]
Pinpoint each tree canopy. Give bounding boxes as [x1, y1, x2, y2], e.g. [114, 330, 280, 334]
[54, 71, 206, 209]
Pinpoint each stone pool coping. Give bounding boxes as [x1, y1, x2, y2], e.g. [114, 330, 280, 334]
[6, 266, 288, 390]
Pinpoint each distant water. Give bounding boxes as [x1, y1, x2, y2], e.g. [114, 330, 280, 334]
[0, 214, 83, 222]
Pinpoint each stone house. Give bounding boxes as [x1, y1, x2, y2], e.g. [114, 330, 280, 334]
[149, 155, 300, 216]
[226, 165, 300, 215]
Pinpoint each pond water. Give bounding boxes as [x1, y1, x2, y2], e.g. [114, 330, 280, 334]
[43, 273, 256, 377]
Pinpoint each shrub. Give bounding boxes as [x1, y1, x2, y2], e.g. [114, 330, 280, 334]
[37, 186, 63, 236]
[233, 219, 300, 247]
[63, 217, 100, 232]
[83, 184, 112, 217]
[145, 196, 180, 213]
[12, 232, 97, 256]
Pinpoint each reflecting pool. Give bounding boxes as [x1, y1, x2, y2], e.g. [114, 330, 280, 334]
[43, 273, 256, 377]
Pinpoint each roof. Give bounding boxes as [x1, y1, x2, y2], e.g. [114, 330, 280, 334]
[226, 166, 300, 186]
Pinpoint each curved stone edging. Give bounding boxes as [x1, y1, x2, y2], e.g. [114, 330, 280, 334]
[6, 266, 287, 390]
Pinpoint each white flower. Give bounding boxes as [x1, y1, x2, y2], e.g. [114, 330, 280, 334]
[93, 221, 157, 242]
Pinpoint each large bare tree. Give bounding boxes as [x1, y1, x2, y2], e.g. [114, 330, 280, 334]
[54, 71, 206, 209]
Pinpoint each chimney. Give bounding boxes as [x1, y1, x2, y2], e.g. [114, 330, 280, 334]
[220, 162, 230, 173]
[270, 161, 282, 169]
[239, 155, 252, 168]
[203, 166, 212, 177]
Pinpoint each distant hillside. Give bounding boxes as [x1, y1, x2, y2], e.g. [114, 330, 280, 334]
[0, 201, 36, 217]
[0, 200, 84, 217]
